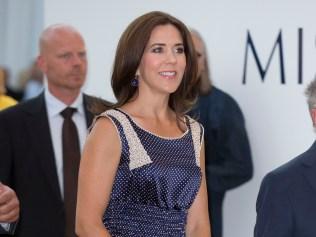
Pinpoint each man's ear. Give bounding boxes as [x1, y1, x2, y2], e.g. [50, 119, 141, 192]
[36, 55, 46, 74]
[311, 108, 316, 126]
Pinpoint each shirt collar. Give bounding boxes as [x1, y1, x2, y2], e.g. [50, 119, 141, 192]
[44, 88, 84, 118]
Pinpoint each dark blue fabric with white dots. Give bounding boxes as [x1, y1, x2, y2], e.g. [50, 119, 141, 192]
[102, 109, 202, 236]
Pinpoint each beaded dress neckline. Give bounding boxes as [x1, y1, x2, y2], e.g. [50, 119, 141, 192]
[115, 108, 189, 140]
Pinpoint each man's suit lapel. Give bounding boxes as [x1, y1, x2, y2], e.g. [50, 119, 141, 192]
[302, 141, 316, 192]
[23, 93, 62, 202]
[83, 94, 94, 128]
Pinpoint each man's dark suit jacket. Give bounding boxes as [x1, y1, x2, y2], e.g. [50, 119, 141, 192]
[0, 92, 95, 237]
[255, 141, 316, 237]
[190, 87, 253, 237]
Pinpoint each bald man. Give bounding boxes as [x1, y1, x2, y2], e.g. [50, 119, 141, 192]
[0, 24, 109, 237]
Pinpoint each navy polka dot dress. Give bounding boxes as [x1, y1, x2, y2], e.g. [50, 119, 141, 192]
[99, 109, 203, 236]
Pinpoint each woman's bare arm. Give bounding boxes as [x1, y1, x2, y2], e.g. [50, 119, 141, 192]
[76, 117, 121, 237]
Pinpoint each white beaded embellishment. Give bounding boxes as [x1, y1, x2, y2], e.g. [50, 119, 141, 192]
[102, 109, 153, 170]
[188, 117, 204, 167]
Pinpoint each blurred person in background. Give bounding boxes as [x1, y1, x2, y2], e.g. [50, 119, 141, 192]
[1, 67, 24, 102]
[189, 29, 253, 237]
[0, 67, 17, 110]
[21, 60, 44, 101]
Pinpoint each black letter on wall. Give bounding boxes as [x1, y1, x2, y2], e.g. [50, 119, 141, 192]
[242, 30, 285, 84]
[298, 28, 303, 84]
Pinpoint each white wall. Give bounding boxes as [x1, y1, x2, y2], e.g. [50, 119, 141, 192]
[44, 1, 316, 236]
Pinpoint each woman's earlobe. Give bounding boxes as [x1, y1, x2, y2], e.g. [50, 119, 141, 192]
[131, 75, 139, 87]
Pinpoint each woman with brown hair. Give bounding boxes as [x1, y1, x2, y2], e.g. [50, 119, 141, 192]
[76, 11, 211, 237]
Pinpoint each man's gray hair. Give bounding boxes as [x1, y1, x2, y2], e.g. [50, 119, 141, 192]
[305, 77, 316, 110]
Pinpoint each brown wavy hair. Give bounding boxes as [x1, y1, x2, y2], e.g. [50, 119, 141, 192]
[103, 11, 199, 117]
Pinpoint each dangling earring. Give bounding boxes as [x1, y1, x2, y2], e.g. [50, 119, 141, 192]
[131, 75, 139, 87]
